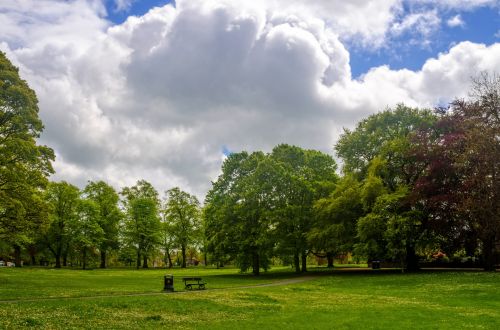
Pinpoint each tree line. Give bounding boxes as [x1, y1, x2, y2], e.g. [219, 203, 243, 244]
[1, 51, 498, 271]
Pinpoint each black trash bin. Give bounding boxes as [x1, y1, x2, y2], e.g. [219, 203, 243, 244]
[164, 274, 174, 292]
[372, 260, 381, 270]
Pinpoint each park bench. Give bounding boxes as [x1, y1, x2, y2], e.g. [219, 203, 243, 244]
[182, 277, 206, 290]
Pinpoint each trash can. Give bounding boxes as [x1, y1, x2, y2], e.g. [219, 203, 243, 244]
[372, 260, 381, 270]
[164, 274, 174, 292]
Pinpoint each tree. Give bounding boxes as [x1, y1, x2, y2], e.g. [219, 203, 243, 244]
[269, 144, 337, 272]
[121, 180, 161, 269]
[204, 151, 274, 275]
[310, 174, 363, 268]
[0, 52, 54, 266]
[42, 182, 80, 268]
[163, 187, 201, 268]
[82, 181, 122, 268]
[164, 187, 201, 268]
[73, 199, 104, 269]
[411, 74, 500, 270]
[335, 105, 436, 270]
[335, 104, 436, 182]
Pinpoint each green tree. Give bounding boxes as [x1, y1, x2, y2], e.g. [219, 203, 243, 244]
[121, 180, 161, 268]
[335, 104, 435, 182]
[163, 187, 201, 268]
[0, 52, 55, 266]
[73, 199, 104, 270]
[82, 181, 122, 268]
[42, 182, 80, 268]
[310, 175, 363, 268]
[269, 145, 338, 272]
[205, 151, 274, 275]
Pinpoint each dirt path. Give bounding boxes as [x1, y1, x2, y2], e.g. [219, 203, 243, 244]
[0, 275, 319, 304]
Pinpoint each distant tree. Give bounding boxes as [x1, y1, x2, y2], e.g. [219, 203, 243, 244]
[73, 199, 103, 269]
[43, 182, 80, 268]
[163, 187, 201, 268]
[0, 52, 55, 266]
[121, 180, 161, 269]
[82, 181, 122, 268]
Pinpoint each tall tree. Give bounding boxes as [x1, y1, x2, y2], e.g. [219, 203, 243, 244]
[205, 151, 274, 275]
[73, 199, 103, 270]
[0, 52, 54, 266]
[269, 145, 337, 272]
[412, 74, 500, 270]
[163, 187, 201, 268]
[335, 105, 436, 270]
[121, 180, 161, 269]
[43, 182, 80, 268]
[82, 181, 122, 268]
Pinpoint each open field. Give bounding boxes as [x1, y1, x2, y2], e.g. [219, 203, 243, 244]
[0, 267, 499, 329]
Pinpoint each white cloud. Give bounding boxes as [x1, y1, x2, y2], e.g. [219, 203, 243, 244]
[1, 0, 499, 199]
[447, 14, 465, 27]
[391, 10, 441, 37]
[114, 0, 134, 12]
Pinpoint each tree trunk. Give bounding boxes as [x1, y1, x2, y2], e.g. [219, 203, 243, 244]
[405, 244, 419, 272]
[100, 250, 106, 268]
[136, 251, 141, 269]
[142, 254, 149, 268]
[63, 253, 68, 267]
[252, 251, 260, 276]
[167, 251, 173, 268]
[55, 255, 61, 268]
[31, 255, 36, 266]
[301, 252, 307, 272]
[294, 252, 300, 273]
[327, 252, 334, 268]
[82, 247, 87, 270]
[181, 245, 187, 268]
[13, 245, 22, 267]
[482, 235, 496, 271]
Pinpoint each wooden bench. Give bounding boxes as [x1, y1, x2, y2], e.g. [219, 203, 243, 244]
[182, 277, 206, 290]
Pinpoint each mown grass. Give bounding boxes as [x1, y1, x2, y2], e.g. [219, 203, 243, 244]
[0, 267, 498, 329]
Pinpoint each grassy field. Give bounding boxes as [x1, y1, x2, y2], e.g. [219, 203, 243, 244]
[0, 266, 499, 329]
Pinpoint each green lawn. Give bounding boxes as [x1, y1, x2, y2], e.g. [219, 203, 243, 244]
[0, 267, 498, 329]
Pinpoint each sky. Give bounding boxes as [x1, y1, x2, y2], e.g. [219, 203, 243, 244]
[1, 0, 499, 200]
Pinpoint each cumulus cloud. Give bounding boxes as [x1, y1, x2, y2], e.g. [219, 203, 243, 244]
[1, 0, 499, 199]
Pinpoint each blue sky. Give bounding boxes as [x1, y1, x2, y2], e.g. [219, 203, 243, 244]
[349, 6, 500, 77]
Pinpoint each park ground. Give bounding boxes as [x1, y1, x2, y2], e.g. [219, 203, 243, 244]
[0, 266, 499, 329]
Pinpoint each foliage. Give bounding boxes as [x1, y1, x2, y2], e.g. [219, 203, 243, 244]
[0, 52, 54, 258]
[335, 104, 435, 181]
[411, 73, 500, 270]
[269, 144, 338, 272]
[121, 180, 161, 268]
[82, 181, 122, 268]
[309, 175, 362, 261]
[42, 181, 80, 268]
[163, 187, 201, 268]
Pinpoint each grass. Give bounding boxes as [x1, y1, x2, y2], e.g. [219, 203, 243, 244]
[0, 266, 499, 329]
